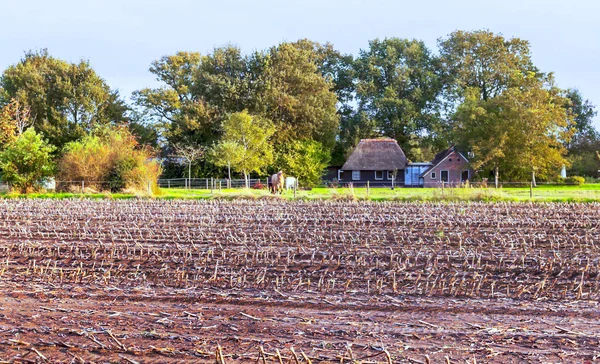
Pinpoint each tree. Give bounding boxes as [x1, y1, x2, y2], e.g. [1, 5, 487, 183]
[209, 141, 243, 180]
[214, 111, 274, 188]
[264, 42, 339, 150]
[353, 38, 442, 159]
[0, 127, 55, 193]
[280, 140, 330, 188]
[507, 74, 574, 185]
[173, 143, 205, 188]
[453, 88, 513, 187]
[565, 89, 600, 143]
[0, 50, 127, 152]
[438, 30, 538, 103]
[0, 98, 31, 148]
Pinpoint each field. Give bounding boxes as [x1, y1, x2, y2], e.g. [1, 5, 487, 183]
[4, 183, 600, 202]
[0, 199, 600, 363]
[158, 184, 600, 202]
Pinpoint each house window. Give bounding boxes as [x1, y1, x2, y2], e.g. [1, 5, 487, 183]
[431, 172, 436, 179]
[375, 171, 384, 180]
[338, 170, 343, 180]
[352, 171, 361, 180]
[441, 170, 449, 183]
[461, 170, 469, 182]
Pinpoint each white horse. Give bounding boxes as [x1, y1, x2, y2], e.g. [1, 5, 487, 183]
[285, 177, 297, 190]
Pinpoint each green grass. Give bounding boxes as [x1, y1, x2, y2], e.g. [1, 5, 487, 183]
[2, 184, 600, 202]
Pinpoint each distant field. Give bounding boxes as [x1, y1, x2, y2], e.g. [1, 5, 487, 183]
[157, 184, 600, 202]
[2, 184, 600, 201]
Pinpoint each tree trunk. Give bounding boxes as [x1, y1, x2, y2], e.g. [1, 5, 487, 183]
[188, 161, 192, 190]
[531, 170, 537, 187]
[244, 172, 249, 189]
[494, 166, 499, 189]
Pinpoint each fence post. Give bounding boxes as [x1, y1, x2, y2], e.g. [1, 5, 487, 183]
[442, 181, 445, 196]
[167, 180, 170, 188]
[147, 180, 151, 195]
[81, 181, 85, 194]
[211, 177, 214, 194]
[367, 180, 370, 199]
[206, 179, 209, 190]
[293, 181, 297, 199]
[219, 181, 222, 192]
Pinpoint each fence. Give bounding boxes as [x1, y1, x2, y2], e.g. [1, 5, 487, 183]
[157, 178, 266, 189]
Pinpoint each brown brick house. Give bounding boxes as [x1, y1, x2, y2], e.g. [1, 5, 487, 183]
[421, 146, 472, 187]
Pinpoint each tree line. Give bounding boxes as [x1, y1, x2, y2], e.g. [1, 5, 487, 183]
[0, 30, 598, 191]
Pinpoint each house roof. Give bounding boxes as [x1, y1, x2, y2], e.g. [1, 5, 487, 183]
[341, 138, 407, 171]
[420, 145, 470, 177]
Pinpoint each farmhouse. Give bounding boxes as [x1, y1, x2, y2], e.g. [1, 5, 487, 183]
[337, 138, 472, 187]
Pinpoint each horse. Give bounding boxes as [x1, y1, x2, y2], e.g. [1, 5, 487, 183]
[285, 176, 296, 191]
[269, 171, 284, 194]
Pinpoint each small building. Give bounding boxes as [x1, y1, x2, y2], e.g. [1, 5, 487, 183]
[339, 138, 407, 187]
[421, 145, 471, 187]
[404, 162, 432, 187]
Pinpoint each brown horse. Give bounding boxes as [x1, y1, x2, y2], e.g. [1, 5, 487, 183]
[269, 171, 284, 194]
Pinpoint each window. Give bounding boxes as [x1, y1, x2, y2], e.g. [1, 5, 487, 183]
[431, 172, 436, 179]
[441, 170, 449, 182]
[352, 171, 361, 180]
[338, 170, 343, 180]
[375, 171, 384, 180]
[461, 170, 469, 182]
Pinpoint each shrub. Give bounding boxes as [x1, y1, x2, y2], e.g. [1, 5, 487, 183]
[252, 181, 265, 189]
[565, 176, 585, 185]
[0, 128, 55, 193]
[59, 125, 162, 194]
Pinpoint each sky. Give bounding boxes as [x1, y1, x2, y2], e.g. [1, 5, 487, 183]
[0, 0, 599, 128]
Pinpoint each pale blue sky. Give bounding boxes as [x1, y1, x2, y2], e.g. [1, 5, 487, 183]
[1, 0, 598, 127]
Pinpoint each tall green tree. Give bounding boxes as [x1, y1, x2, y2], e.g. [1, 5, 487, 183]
[353, 38, 442, 160]
[264, 41, 339, 150]
[213, 110, 275, 187]
[438, 30, 538, 103]
[0, 50, 126, 152]
[0, 127, 55, 193]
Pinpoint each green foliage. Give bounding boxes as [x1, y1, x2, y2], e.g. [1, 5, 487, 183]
[0, 50, 127, 152]
[353, 38, 442, 159]
[214, 111, 275, 186]
[59, 125, 161, 193]
[0, 128, 55, 193]
[565, 176, 585, 185]
[279, 140, 330, 188]
[439, 30, 538, 102]
[209, 141, 243, 179]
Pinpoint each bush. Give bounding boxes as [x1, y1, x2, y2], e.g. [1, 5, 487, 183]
[252, 181, 265, 189]
[0, 128, 55, 193]
[565, 176, 585, 185]
[59, 125, 162, 194]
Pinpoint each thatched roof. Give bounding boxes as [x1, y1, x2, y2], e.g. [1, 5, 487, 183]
[342, 138, 407, 171]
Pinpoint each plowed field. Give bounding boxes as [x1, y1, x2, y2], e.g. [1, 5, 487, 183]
[0, 199, 599, 363]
